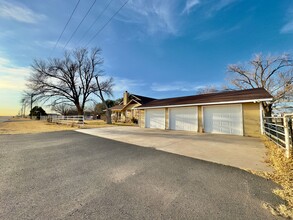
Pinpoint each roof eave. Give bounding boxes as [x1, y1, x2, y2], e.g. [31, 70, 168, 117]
[136, 98, 273, 110]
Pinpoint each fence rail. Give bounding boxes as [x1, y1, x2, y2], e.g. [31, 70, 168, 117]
[263, 115, 293, 158]
[263, 117, 286, 147]
[38, 115, 84, 125]
[53, 115, 84, 125]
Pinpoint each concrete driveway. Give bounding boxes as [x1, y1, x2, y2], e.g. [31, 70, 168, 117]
[77, 126, 270, 171]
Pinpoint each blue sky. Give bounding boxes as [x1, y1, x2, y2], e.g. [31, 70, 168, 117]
[0, 0, 293, 115]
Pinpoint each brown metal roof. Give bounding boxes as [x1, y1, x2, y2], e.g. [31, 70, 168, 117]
[139, 88, 272, 108]
[129, 94, 156, 104]
[110, 105, 124, 111]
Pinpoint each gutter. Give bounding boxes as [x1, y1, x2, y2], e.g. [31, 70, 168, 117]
[136, 98, 273, 110]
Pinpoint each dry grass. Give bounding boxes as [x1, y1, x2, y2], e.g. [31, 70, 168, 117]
[82, 120, 136, 129]
[0, 119, 136, 134]
[262, 138, 293, 219]
[82, 120, 110, 129]
[0, 119, 78, 134]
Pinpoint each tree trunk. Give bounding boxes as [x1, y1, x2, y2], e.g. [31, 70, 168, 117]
[105, 108, 112, 124]
[30, 95, 33, 119]
[76, 104, 84, 115]
[262, 102, 272, 117]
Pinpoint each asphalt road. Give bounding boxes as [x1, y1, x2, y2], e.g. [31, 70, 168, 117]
[0, 131, 283, 219]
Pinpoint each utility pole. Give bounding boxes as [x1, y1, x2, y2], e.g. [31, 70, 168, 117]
[23, 102, 26, 117]
[30, 93, 34, 119]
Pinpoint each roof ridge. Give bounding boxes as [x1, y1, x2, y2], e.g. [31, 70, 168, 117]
[146, 88, 267, 102]
[138, 88, 272, 108]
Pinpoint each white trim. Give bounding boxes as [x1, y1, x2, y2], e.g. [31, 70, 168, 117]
[241, 104, 244, 135]
[144, 109, 147, 128]
[201, 106, 203, 133]
[259, 102, 264, 134]
[167, 108, 170, 129]
[136, 98, 272, 110]
[202, 104, 244, 136]
[168, 107, 171, 129]
[122, 99, 141, 111]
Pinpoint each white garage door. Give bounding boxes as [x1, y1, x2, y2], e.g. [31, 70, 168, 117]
[169, 107, 198, 131]
[203, 105, 243, 135]
[145, 109, 165, 129]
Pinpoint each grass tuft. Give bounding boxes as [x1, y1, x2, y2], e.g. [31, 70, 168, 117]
[262, 138, 293, 219]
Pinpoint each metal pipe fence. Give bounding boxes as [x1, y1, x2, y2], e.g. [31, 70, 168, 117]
[263, 115, 293, 158]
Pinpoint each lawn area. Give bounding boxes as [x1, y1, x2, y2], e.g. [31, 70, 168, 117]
[0, 118, 136, 134]
[83, 120, 136, 128]
[0, 118, 77, 134]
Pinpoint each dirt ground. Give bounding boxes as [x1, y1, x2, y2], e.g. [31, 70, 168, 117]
[0, 118, 136, 134]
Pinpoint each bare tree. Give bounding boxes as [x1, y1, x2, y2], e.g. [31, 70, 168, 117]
[227, 53, 293, 116]
[94, 76, 114, 124]
[26, 48, 104, 115]
[20, 98, 28, 117]
[51, 103, 70, 115]
[21, 90, 39, 119]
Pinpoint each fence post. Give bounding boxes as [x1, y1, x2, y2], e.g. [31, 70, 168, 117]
[283, 115, 290, 158]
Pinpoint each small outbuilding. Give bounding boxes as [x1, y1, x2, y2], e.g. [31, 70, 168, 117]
[137, 88, 273, 137]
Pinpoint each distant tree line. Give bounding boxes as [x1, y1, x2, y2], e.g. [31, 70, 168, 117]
[50, 98, 122, 118]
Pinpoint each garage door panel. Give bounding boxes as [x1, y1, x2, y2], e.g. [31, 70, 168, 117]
[145, 109, 165, 129]
[169, 107, 198, 131]
[203, 105, 243, 135]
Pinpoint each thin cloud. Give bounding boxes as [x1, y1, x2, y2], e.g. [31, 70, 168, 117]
[210, 0, 237, 12]
[182, 0, 200, 14]
[112, 77, 146, 92]
[151, 81, 222, 92]
[0, 0, 45, 24]
[34, 40, 73, 51]
[0, 54, 30, 91]
[281, 21, 293, 33]
[151, 82, 202, 92]
[281, 8, 293, 33]
[120, 0, 179, 35]
[205, 0, 238, 17]
[195, 24, 240, 41]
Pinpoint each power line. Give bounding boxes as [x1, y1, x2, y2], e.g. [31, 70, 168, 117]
[63, 0, 97, 50]
[77, 0, 115, 45]
[51, 0, 81, 54]
[84, 0, 129, 47]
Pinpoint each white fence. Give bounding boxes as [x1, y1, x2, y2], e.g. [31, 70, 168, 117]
[263, 114, 293, 158]
[38, 115, 84, 125]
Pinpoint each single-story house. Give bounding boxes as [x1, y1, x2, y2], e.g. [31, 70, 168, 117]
[111, 91, 156, 122]
[136, 88, 273, 137]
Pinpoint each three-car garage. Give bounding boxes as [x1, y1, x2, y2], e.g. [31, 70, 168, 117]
[145, 105, 242, 135]
[139, 88, 272, 137]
